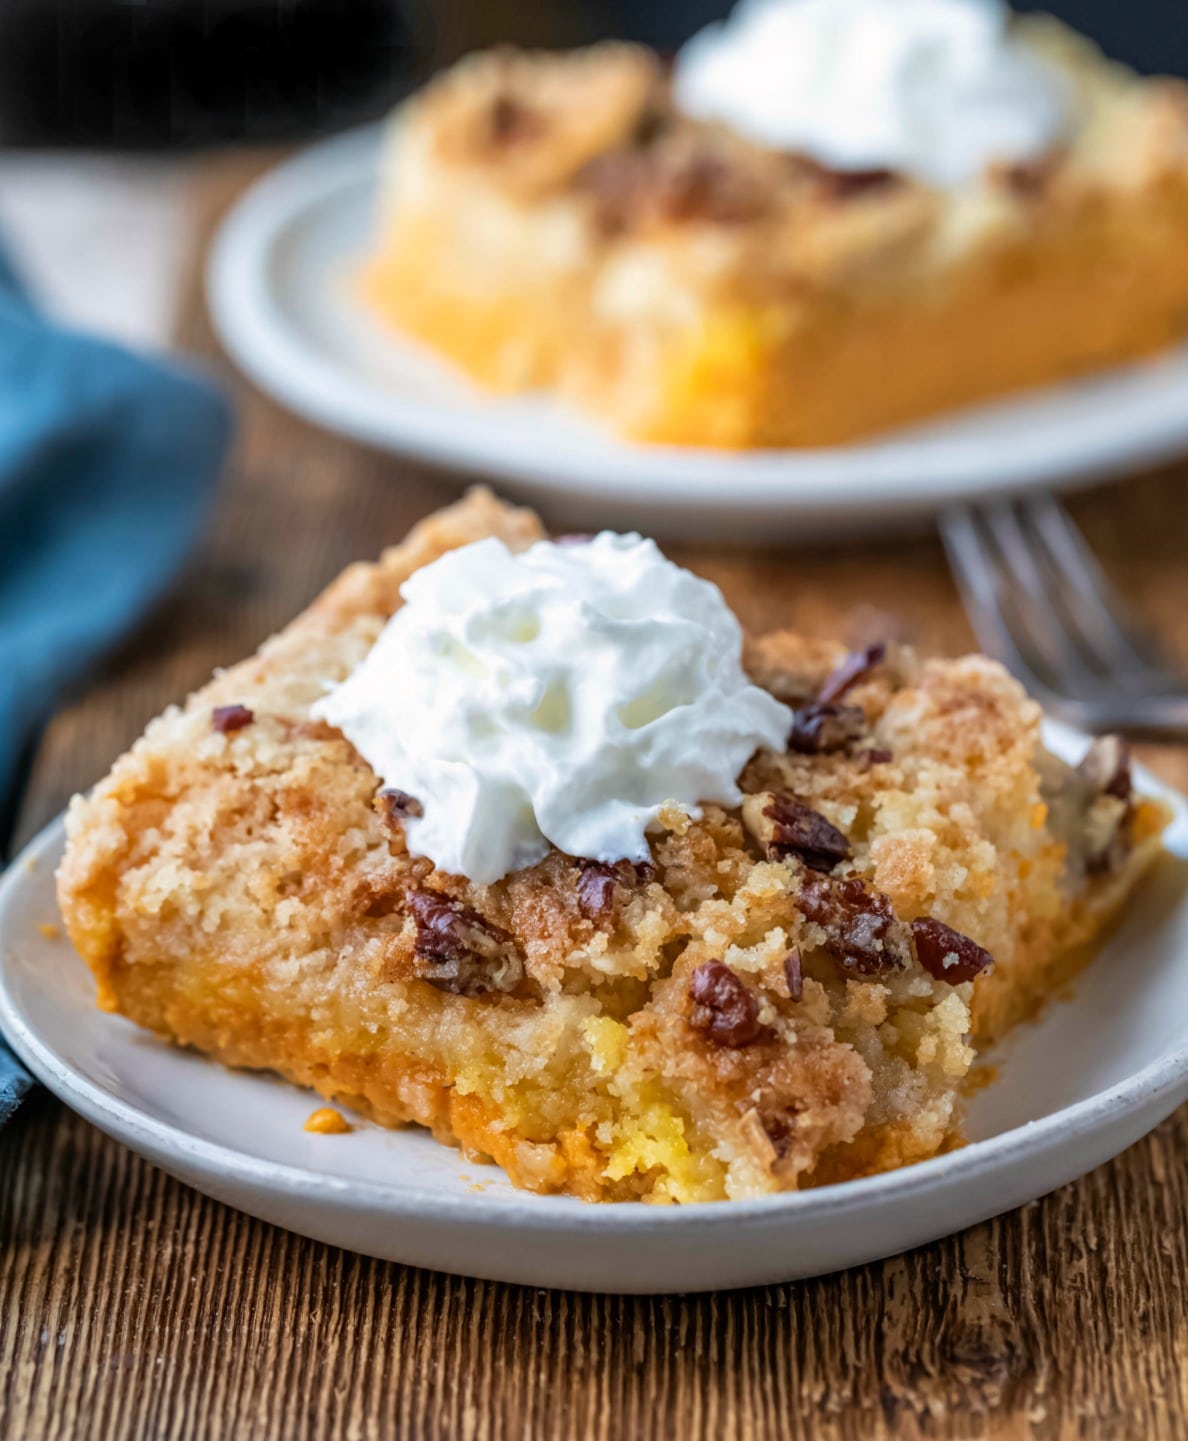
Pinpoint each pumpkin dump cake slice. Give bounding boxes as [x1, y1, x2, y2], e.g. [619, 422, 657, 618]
[57, 490, 1167, 1202]
[361, 0, 1188, 448]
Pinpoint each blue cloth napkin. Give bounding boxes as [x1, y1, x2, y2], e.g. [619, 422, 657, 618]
[0, 241, 232, 1123]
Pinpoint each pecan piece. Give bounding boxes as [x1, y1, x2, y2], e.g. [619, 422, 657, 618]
[818, 643, 887, 705]
[746, 793, 852, 872]
[407, 891, 524, 997]
[688, 960, 765, 1048]
[993, 151, 1063, 198]
[577, 861, 619, 921]
[787, 702, 868, 756]
[798, 873, 910, 976]
[580, 141, 769, 235]
[1076, 736, 1135, 874]
[1078, 735, 1132, 802]
[783, 948, 803, 1003]
[739, 1105, 800, 1171]
[657, 151, 769, 225]
[911, 916, 994, 985]
[802, 160, 901, 202]
[487, 92, 544, 146]
[379, 788, 424, 824]
[759, 1108, 799, 1165]
[212, 704, 254, 734]
[1085, 798, 1132, 875]
[576, 858, 652, 923]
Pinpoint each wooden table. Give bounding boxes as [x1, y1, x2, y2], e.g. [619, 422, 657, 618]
[2, 158, 1187, 1441]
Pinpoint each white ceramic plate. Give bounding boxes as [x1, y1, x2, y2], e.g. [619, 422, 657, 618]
[207, 127, 1188, 541]
[2, 723, 1186, 1293]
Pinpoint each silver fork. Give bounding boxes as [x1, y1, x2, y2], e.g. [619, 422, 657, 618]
[940, 494, 1188, 733]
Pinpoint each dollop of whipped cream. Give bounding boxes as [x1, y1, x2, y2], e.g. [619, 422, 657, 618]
[313, 534, 791, 885]
[673, 0, 1069, 188]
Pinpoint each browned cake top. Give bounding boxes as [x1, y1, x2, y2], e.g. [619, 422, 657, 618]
[392, 32, 1188, 293]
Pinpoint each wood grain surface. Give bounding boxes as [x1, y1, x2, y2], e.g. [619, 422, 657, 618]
[2, 155, 1187, 1441]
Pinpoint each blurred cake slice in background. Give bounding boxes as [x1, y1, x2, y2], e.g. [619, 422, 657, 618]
[360, 0, 1188, 448]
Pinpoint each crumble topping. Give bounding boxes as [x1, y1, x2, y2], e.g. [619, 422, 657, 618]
[418, 43, 663, 199]
[578, 127, 777, 234]
[393, 22, 1188, 269]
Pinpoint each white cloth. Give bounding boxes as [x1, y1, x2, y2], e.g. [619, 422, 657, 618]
[0, 156, 188, 348]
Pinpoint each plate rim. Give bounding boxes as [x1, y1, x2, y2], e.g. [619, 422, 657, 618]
[3, 726, 1187, 1234]
[205, 124, 1188, 518]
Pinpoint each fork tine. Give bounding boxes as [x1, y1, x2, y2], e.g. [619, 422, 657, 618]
[944, 497, 1188, 735]
[1022, 496, 1173, 682]
[980, 500, 1104, 688]
[940, 505, 1056, 697]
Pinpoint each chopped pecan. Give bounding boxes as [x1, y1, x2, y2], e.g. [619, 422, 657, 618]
[487, 92, 544, 145]
[659, 150, 769, 224]
[761, 794, 852, 872]
[801, 159, 901, 202]
[783, 948, 803, 1003]
[577, 150, 643, 235]
[1076, 736, 1135, 874]
[739, 1105, 799, 1170]
[798, 873, 910, 976]
[688, 960, 765, 1048]
[1084, 794, 1133, 876]
[379, 788, 423, 825]
[818, 643, 887, 705]
[787, 702, 868, 756]
[858, 747, 894, 770]
[998, 159, 1048, 196]
[212, 704, 254, 734]
[407, 890, 524, 997]
[576, 858, 652, 923]
[577, 862, 619, 921]
[993, 151, 1062, 198]
[1078, 736, 1132, 802]
[910, 916, 994, 985]
[759, 1108, 799, 1164]
[580, 140, 769, 235]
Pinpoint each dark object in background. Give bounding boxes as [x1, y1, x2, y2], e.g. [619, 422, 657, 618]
[1011, 0, 1188, 75]
[607, 0, 1188, 74]
[0, 0, 433, 146]
[0, 0, 1184, 149]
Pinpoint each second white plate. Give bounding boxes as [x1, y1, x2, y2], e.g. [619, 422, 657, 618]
[207, 127, 1188, 541]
